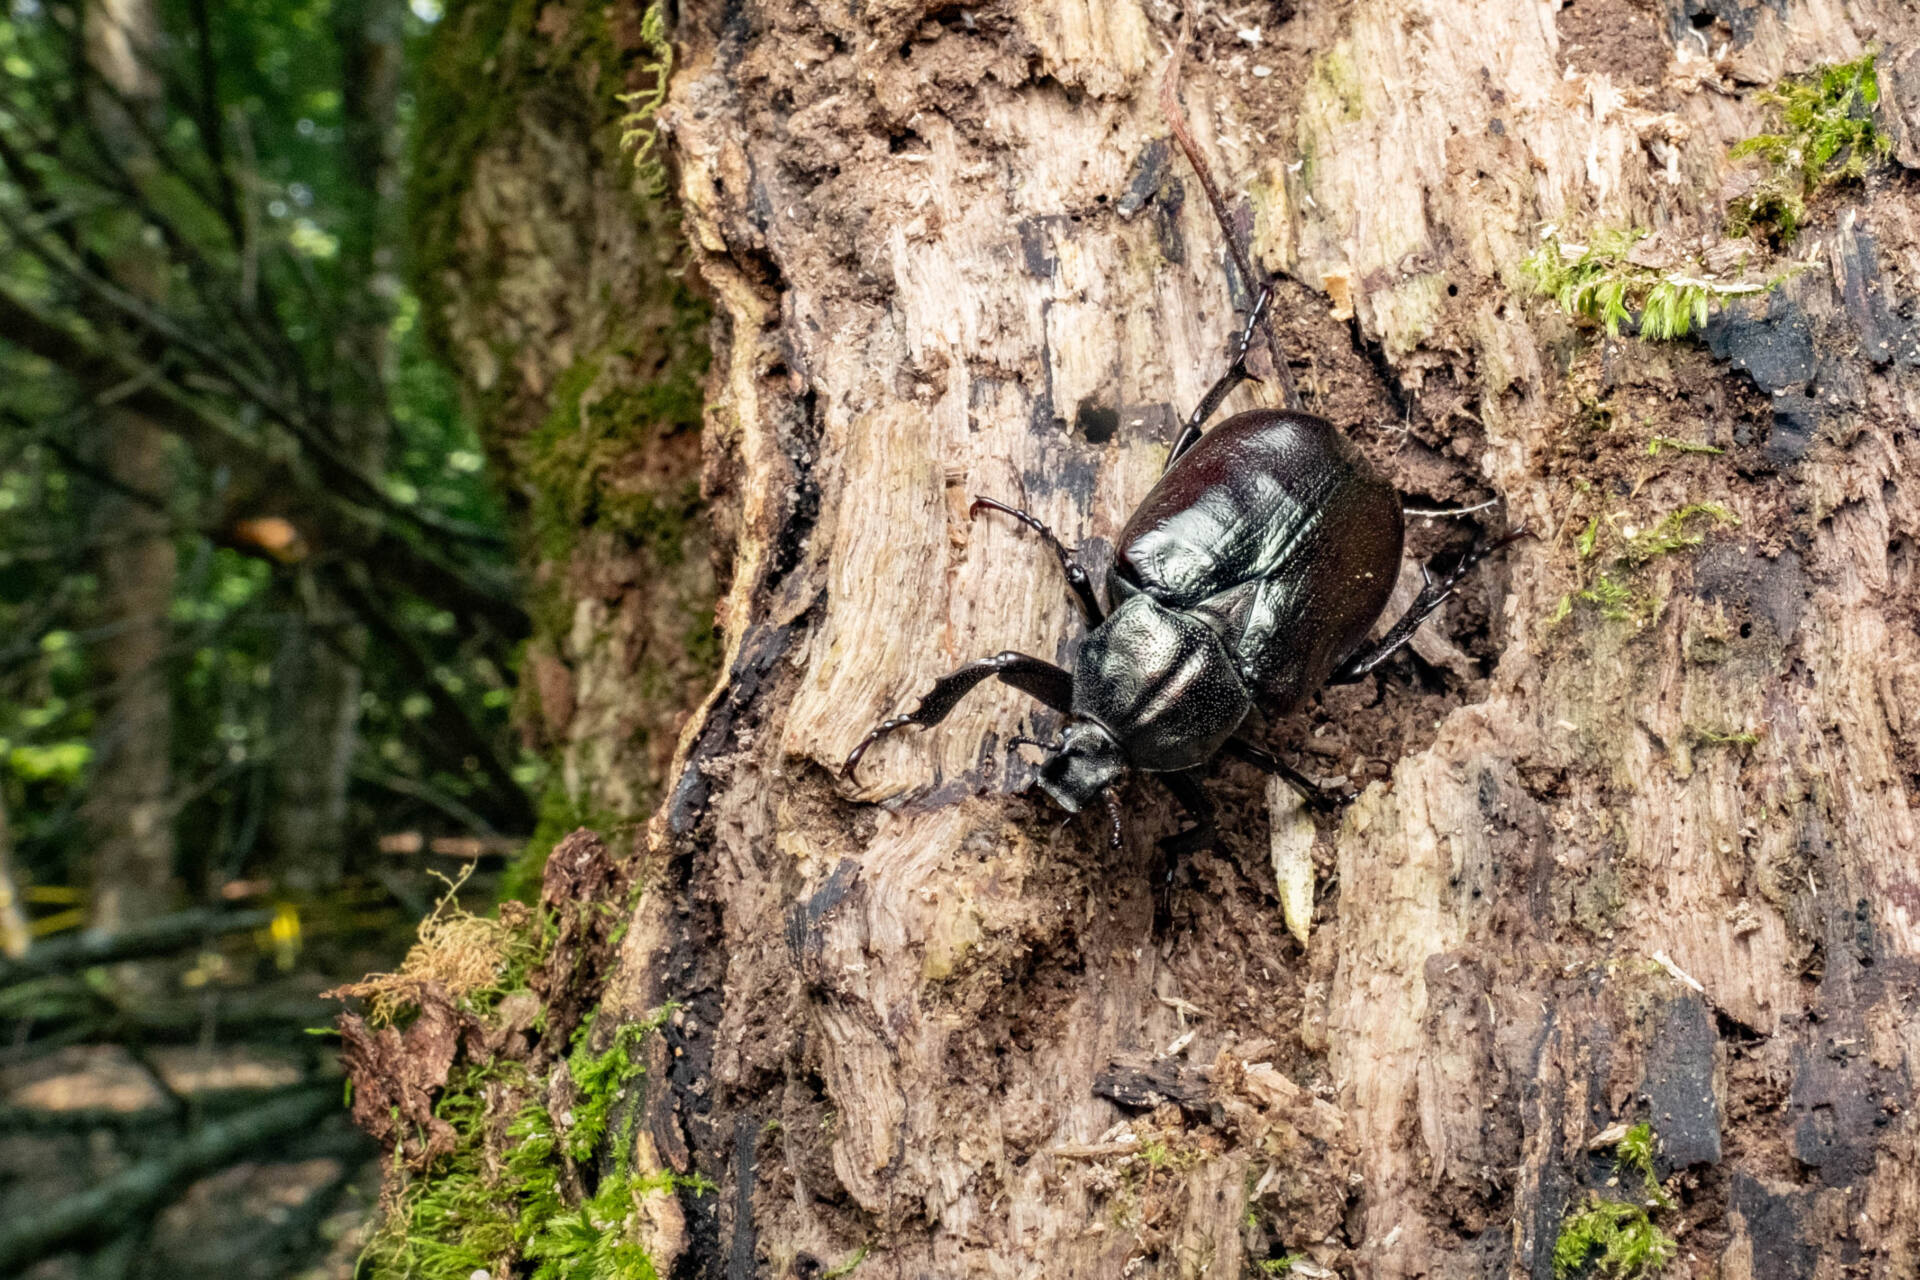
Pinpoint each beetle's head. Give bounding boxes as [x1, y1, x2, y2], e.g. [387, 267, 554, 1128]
[1035, 719, 1126, 813]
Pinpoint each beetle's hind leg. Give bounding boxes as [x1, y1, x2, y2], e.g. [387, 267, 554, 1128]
[842, 652, 1073, 779]
[969, 497, 1104, 626]
[1164, 285, 1274, 472]
[1328, 527, 1529, 685]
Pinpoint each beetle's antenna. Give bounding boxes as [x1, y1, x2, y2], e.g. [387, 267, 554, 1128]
[1101, 788, 1125, 849]
[1009, 735, 1063, 755]
[1160, 12, 1302, 413]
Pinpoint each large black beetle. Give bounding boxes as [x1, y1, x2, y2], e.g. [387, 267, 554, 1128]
[842, 290, 1513, 852]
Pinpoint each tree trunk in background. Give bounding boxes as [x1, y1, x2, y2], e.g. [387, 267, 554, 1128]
[267, 0, 404, 893]
[412, 0, 717, 867]
[434, 0, 1920, 1274]
[0, 791, 27, 959]
[84, 0, 178, 932]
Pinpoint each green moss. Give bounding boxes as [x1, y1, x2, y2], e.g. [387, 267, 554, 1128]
[1552, 1124, 1676, 1280]
[521, 301, 710, 571]
[1729, 53, 1890, 244]
[1646, 436, 1723, 457]
[1619, 503, 1739, 567]
[362, 1003, 696, 1280]
[1556, 504, 1739, 628]
[559, 1013, 656, 1163]
[1578, 573, 1642, 623]
[616, 4, 673, 197]
[1308, 42, 1366, 122]
[1617, 1123, 1659, 1187]
[1552, 1199, 1676, 1279]
[820, 1244, 872, 1279]
[1519, 228, 1772, 341]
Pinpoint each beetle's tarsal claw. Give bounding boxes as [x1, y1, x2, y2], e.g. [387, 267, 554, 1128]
[841, 716, 912, 779]
[1102, 788, 1125, 849]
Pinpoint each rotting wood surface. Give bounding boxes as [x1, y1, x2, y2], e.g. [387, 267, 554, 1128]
[563, 0, 1920, 1276]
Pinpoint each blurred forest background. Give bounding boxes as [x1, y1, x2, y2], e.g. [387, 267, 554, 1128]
[0, 0, 564, 1273]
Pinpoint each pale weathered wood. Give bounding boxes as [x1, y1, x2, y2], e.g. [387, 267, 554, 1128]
[496, 0, 1920, 1275]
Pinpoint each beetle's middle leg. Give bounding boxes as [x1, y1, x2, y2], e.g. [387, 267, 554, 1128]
[969, 497, 1104, 626]
[1164, 284, 1275, 472]
[1328, 528, 1529, 685]
[842, 651, 1072, 778]
[1222, 737, 1350, 812]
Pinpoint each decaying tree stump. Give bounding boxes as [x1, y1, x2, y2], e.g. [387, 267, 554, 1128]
[421, 0, 1920, 1274]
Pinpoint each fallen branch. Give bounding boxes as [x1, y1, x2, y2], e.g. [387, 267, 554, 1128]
[0, 1085, 338, 1271]
[0, 907, 273, 984]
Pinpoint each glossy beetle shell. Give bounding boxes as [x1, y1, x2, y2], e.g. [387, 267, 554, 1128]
[1107, 409, 1404, 719]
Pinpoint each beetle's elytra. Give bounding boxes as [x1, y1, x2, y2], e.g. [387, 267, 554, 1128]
[842, 288, 1514, 856]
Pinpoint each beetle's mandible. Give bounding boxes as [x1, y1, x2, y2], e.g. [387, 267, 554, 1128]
[842, 286, 1519, 855]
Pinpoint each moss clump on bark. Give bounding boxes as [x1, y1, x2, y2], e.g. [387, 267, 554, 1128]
[1728, 53, 1890, 244]
[1550, 503, 1739, 628]
[1519, 228, 1772, 342]
[521, 315, 710, 571]
[1551, 1123, 1676, 1279]
[354, 903, 693, 1279]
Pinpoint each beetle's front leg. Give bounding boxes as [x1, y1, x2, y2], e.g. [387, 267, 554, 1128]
[842, 652, 1073, 778]
[1157, 769, 1218, 856]
[1148, 770, 1216, 934]
[1328, 528, 1527, 685]
[969, 497, 1104, 627]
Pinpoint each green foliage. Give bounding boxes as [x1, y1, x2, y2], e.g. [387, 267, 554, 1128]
[1552, 1124, 1676, 1280]
[1519, 229, 1767, 341]
[1617, 1124, 1660, 1190]
[1695, 726, 1760, 747]
[1258, 1256, 1308, 1275]
[1728, 54, 1890, 244]
[1578, 574, 1641, 623]
[0, 0, 531, 898]
[560, 1013, 656, 1162]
